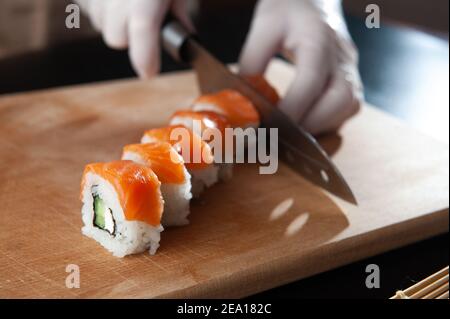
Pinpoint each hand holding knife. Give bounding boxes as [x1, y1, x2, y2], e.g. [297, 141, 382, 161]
[162, 19, 357, 205]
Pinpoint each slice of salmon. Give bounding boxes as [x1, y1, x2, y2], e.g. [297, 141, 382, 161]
[242, 74, 280, 105]
[123, 142, 187, 185]
[170, 110, 230, 139]
[193, 89, 260, 128]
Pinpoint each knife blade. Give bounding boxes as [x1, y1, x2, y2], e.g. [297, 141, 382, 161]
[162, 21, 357, 204]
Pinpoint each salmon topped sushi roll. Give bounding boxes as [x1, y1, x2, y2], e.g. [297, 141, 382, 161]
[170, 110, 233, 181]
[141, 125, 219, 197]
[192, 89, 260, 129]
[80, 160, 164, 257]
[122, 142, 192, 227]
[242, 75, 280, 105]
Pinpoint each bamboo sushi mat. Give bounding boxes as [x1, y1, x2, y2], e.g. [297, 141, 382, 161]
[391, 266, 449, 299]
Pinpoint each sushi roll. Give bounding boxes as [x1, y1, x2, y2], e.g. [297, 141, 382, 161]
[122, 142, 192, 227]
[80, 160, 164, 257]
[192, 89, 260, 129]
[169, 110, 233, 181]
[141, 125, 219, 197]
[242, 75, 280, 105]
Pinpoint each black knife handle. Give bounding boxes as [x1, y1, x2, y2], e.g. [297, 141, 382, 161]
[161, 15, 193, 63]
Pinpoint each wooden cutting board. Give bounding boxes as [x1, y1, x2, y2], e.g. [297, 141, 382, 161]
[0, 60, 448, 298]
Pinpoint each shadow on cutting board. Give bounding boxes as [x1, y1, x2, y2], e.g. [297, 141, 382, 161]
[161, 163, 349, 257]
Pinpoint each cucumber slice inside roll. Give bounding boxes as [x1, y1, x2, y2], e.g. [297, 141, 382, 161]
[93, 195, 106, 229]
[93, 195, 115, 235]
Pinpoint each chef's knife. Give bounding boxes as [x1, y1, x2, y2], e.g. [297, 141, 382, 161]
[162, 21, 357, 204]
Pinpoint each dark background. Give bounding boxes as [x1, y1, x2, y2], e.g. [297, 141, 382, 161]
[0, 0, 448, 298]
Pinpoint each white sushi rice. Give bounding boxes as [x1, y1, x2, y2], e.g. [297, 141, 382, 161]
[190, 165, 220, 197]
[141, 135, 219, 198]
[122, 150, 192, 227]
[81, 172, 163, 257]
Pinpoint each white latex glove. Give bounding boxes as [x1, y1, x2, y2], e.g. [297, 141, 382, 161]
[239, 0, 363, 135]
[76, 0, 195, 78]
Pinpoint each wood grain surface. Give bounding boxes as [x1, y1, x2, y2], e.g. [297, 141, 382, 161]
[0, 60, 448, 298]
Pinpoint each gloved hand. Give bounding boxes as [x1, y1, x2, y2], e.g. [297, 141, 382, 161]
[239, 0, 363, 135]
[76, 0, 195, 78]
[78, 0, 361, 135]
